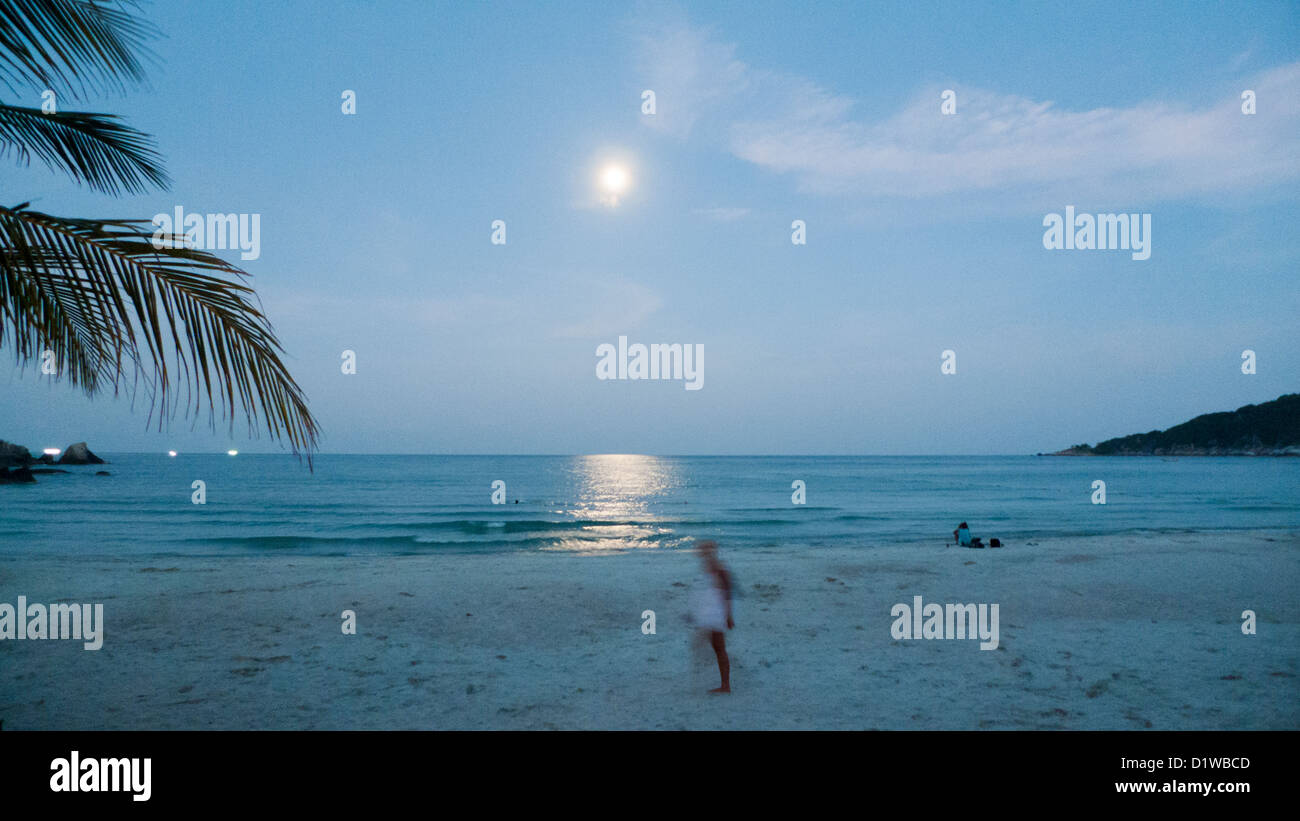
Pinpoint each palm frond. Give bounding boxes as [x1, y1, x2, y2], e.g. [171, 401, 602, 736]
[0, 205, 319, 465]
[0, 103, 167, 193]
[0, 0, 154, 99]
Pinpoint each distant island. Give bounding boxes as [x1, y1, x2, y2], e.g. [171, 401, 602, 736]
[1054, 393, 1300, 456]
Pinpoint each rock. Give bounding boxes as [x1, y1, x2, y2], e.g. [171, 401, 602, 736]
[57, 442, 105, 465]
[0, 440, 33, 468]
[36, 453, 56, 464]
[0, 466, 37, 484]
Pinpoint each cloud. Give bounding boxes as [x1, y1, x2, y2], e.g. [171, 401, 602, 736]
[551, 278, 664, 339]
[259, 290, 525, 332]
[692, 206, 750, 221]
[1226, 47, 1254, 73]
[636, 20, 1300, 204]
[635, 19, 750, 139]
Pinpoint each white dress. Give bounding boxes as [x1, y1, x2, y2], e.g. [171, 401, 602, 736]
[690, 575, 728, 631]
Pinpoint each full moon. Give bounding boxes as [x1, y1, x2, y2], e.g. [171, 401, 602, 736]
[599, 164, 630, 195]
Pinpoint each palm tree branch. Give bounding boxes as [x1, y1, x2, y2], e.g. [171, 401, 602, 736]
[0, 103, 168, 193]
[0, 0, 154, 100]
[0, 205, 319, 464]
[1, 213, 125, 392]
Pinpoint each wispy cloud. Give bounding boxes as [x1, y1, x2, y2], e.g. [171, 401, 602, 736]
[635, 18, 750, 139]
[1226, 46, 1255, 73]
[551, 278, 664, 339]
[692, 206, 750, 221]
[636, 19, 1300, 203]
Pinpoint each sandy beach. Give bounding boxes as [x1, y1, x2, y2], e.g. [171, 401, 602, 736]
[1, 530, 1296, 730]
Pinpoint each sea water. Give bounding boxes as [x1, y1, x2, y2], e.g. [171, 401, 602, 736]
[1, 455, 1296, 557]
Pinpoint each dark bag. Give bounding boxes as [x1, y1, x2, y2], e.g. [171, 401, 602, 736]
[989, 538, 1002, 548]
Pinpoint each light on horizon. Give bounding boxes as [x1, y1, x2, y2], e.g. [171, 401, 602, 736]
[227, 449, 238, 456]
[168, 450, 177, 457]
[42, 448, 60, 456]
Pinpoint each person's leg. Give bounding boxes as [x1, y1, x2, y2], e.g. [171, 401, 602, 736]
[709, 630, 730, 693]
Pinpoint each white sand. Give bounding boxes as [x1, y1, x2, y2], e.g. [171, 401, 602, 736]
[1, 530, 1296, 729]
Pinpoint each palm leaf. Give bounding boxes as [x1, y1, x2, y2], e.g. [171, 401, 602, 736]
[0, 204, 319, 465]
[0, 103, 167, 193]
[0, 0, 154, 100]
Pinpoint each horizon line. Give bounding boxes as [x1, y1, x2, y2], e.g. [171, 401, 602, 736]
[82, 451, 1059, 457]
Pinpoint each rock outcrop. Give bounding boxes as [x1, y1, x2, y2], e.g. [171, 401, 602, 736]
[0, 440, 32, 468]
[0, 466, 36, 484]
[1, 439, 113, 483]
[57, 442, 105, 465]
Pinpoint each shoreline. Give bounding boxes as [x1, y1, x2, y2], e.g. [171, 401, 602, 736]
[1, 529, 1297, 729]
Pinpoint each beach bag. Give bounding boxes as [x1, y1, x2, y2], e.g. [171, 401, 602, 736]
[989, 538, 1002, 548]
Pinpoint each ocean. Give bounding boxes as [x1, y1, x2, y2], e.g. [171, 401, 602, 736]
[2, 455, 1297, 557]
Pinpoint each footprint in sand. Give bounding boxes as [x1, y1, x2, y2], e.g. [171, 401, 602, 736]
[1057, 554, 1099, 564]
[1124, 709, 1153, 727]
[1085, 680, 1110, 698]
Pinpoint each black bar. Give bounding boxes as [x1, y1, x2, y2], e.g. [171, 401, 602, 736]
[0, 730, 1288, 808]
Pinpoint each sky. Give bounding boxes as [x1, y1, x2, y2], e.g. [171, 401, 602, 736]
[1, 0, 1298, 455]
